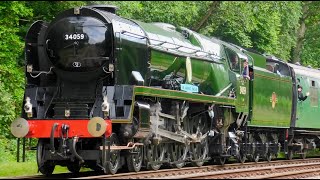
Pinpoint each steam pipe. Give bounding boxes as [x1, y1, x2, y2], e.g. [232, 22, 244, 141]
[71, 137, 84, 163]
[50, 123, 58, 153]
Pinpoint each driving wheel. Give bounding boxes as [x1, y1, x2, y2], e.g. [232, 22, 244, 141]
[37, 139, 55, 176]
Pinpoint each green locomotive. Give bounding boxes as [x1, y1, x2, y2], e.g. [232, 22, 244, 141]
[10, 5, 320, 175]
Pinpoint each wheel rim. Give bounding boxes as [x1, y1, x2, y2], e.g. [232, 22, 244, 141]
[237, 152, 246, 163]
[300, 149, 307, 159]
[300, 139, 307, 159]
[266, 153, 272, 162]
[106, 133, 120, 174]
[186, 114, 210, 167]
[217, 157, 226, 165]
[253, 141, 260, 163]
[37, 139, 55, 176]
[170, 143, 188, 168]
[287, 150, 293, 160]
[67, 162, 81, 173]
[253, 153, 259, 163]
[127, 145, 143, 172]
[236, 144, 246, 163]
[265, 142, 272, 162]
[147, 143, 165, 170]
[109, 150, 120, 174]
[191, 139, 209, 167]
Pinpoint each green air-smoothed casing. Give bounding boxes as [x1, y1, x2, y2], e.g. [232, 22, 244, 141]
[290, 64, 320, 129]
[149, 51, 230, 95]
[134, 21, 234, 99]
[109, 17, 251, 124]
[111, 18, 149, 85]
[111, 17, 298, 127]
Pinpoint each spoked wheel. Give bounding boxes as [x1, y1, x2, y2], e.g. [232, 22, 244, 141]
[265, 152, 272, 162]
[146, 143, 166, 170]
[37, 139, 55, 176]
[185, 112, 210, 167]
[252, 142, 260, 163]
[264, 142, 272, 162]
[170, 143, 188, 168]
[251, 153, 260, 163]
[216, 157, 227, 165]
[286, 149, 294, 160]
[190, 139, 209, 167]
[67, 162, 81, 173]
[105, 133, 121, 175]
[300, 149, 307, 159]
[127, 144, 143, 172]
[237, 146, 246, 164]
[248, 136, 257, 162]
[237, 154, 246, 164]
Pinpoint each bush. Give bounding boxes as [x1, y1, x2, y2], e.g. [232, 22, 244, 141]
[0, 137, 36, 163]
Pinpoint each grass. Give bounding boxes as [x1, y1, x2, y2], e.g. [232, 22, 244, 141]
[0, 161, 69, 178]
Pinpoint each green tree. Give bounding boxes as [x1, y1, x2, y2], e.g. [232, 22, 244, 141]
[0, 1, 32, 138]
[199, 1, 301, 61]
[25, 1, 86, 21]
[296, 1, 320, 67]
[86, 1, 205, 28]
[301, 23, 320, 67]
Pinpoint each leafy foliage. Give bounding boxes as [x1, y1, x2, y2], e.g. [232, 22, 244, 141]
[25, 1, 86, 21]
[0, 137, 36, 163]
[277, 1, 302, 61]
[301, 24, 320, 67]
[200, 1, 302, 60]
[87, 1, 204, 28]
[0, 1, 32, 138]
[299, 1, 320, 67]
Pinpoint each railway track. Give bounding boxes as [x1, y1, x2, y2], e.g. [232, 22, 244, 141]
[6, 158, 320, 179]
[73, 158, 320, 179]
[169, 162, 320, 179]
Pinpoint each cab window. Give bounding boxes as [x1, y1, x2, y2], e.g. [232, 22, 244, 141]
[225, 48, 240, 72]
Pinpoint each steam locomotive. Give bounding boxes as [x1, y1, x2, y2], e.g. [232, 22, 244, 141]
[10, 5, 320, 176]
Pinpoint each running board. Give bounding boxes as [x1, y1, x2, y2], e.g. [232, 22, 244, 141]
[100, 142, 143, 150]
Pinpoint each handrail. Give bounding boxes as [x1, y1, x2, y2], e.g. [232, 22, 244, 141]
[120, 30, 223, 61]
